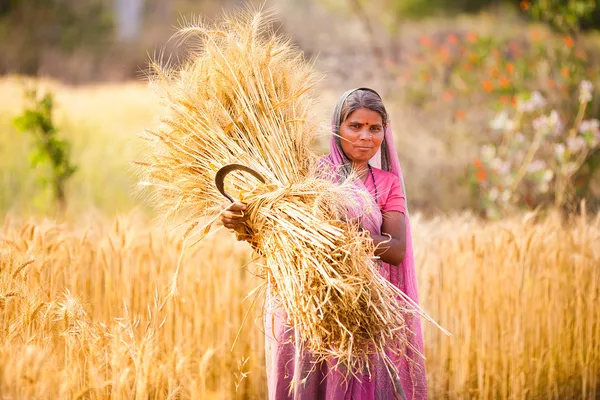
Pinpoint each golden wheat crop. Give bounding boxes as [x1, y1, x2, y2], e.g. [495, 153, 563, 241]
[0, 211, 598, 399]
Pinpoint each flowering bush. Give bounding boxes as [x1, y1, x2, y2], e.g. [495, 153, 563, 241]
[400, 25, 599, 123]
[470, 81, 599, 218]
[390, 2, 600, 216]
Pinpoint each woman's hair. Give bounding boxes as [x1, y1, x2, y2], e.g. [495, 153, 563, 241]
[339, 89, 389, 128]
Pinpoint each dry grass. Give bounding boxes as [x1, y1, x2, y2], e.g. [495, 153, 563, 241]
[0, 211, 598, 399]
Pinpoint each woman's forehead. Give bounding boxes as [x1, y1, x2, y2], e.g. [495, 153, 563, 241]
[345, 108, 383, 123]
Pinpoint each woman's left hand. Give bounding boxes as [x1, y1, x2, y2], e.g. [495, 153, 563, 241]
[370, 211, 407, 265]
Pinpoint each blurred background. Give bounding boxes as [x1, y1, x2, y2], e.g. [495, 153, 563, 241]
[0, 0, 599, 217]
[1, 2, 599, 399]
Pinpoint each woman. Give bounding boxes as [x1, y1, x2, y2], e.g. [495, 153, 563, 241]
[221, 88, 427, 399]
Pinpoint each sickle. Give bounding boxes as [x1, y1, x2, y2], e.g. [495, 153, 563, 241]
[214, 163, 266, 203]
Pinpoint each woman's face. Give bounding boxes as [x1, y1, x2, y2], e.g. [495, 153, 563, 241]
[339, 107, 384, 165]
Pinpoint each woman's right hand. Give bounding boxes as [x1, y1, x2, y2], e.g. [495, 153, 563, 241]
[220, 202, 249, 238]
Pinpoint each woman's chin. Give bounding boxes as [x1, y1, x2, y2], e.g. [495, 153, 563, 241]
[350, 157, 372, 165]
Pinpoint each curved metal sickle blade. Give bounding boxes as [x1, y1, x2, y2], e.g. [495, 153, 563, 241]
[214, 163, 266, 203]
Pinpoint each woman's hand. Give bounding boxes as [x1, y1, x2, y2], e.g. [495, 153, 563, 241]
[219, 202, 262, 255]
[371, 211, 407, 266]
[220, 202, 257, 243]
[220, 202, 247, 231]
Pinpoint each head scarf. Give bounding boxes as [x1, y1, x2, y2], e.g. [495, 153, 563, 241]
[326, 88, 427, 399]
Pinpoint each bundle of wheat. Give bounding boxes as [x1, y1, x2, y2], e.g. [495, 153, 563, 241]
[137, 9, 433, 377]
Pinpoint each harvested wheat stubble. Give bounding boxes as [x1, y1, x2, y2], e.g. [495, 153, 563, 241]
[137, 9, 439, 378]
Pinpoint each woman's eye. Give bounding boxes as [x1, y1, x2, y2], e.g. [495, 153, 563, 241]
[370, 126, 382, 132]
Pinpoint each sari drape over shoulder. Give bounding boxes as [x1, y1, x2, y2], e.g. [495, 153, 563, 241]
[265, 88, 427, 400]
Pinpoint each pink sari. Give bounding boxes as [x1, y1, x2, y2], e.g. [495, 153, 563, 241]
[264, 88, 427, 399]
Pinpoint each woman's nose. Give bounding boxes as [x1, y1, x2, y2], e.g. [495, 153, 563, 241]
[358, 128, 371, 140]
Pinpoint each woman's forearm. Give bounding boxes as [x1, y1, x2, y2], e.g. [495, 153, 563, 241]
[369, 233, 406, 265]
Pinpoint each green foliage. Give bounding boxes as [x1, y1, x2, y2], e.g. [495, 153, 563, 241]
[387, 0, 496, 18]
[529, 0, 597, 33]
[12, 88, 77, 211]
[0, 0, 113, 74]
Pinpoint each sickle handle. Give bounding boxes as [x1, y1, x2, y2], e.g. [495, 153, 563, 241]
[214, 163, 266, 203]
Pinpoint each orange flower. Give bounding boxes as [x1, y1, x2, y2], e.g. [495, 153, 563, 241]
[423, 72, 431, 82]
[499, 75, 510, 88]
[563, 36, 574, 48]
[439, 46, 451, 60]
[482, 80, 494, 92]
[442, 90, 453, 101]
[455, 110, 466, 120]
[529, 29, 541, 43]
[547, 79, 556, 89]
[419, 35, 433, 47]
[447, 34, 459, 45]
[561, 66, 570, 78]
[473, 158, 483, 168]
[575, 49, 587, 60]
[470, 53, 479, 63]
[489, 67, 500, 78]
[520, 0, 531, 11]
[499, 95, 508, 104]
[464, 62, 473, 71]
[505, 63, 515, 74]
[511, 96, 518, 105]
[466, 32, 478, 43]
[476, 169, 487, 182]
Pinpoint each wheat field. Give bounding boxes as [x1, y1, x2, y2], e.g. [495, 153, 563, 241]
[1, 76, 599, 399]
[1, 211, 598, 399]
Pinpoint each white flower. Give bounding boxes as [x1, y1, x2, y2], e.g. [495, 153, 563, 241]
[542, 169, 554, 182]
[490, 157, 503, 171]
[533, 110, 562, 136]
[532, 115, 548, 132]
[516, 91, 546, 113]
[566, 136, 586, 152]
[490, 112, 511, 131]
[502, 174, 514, 187]
[501, 189, 512, 203]
[555, 143, 566, 160]
[579, 119, 600, 134]
[548, 110, 563, 136]
[481, 145, 496, 162]
[531, 91, 547, 109]
[517, 99, 534, 113]
[489, 187, 499, 201]
[527, 160, 546, 173]
[539, 181, 550, 193]
[579, 80, 594, 104]
[499, 161, 511, 175]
